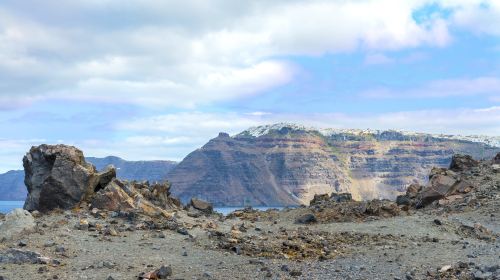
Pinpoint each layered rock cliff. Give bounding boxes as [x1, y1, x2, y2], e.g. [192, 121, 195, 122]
[168, 124, 500, 206]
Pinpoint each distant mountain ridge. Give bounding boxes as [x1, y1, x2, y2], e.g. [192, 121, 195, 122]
[86, 156, 177, 182]
[168, 123, 500, 206]
[0, 156, 177, 201]
[242, 123, 500, 148]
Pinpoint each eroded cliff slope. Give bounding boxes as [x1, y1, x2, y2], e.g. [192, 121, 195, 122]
[168, 124, 500, 206]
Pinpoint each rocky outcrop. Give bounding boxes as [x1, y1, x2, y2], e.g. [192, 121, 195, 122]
[23, 144, 105, 212]
[91, 179, 178, 218]
[310, 193, 352, 206]
[168, 124, 500, 206]
[0, 209, 35, 240]
[0, 156, 177, 202]
[22, 144, 180, 216]
[449, 154, 478, 171]
[396, 154, 491, 208]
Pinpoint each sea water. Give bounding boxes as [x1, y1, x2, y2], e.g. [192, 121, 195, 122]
[214, 206, 284, 215]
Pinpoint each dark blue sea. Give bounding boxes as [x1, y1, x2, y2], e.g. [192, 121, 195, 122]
[0, 201, 282, 215]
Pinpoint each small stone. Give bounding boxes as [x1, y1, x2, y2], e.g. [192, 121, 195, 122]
[17, 240, 28, 247]
[156, 265, 172, 279]
[44, 240, 56, 247]
[280, 265, 290, 272]
[433, 219, 442, 225]
[439, 265, 452, 273]
[182, 251, 188, 257]
[55, 246, 65, 253]
[231, 246, 241, 255]
[177, 228, 189, 235]
[295, 213, 317, 224]
[103, 261, 115, 269]
[289, 270, 302, 277]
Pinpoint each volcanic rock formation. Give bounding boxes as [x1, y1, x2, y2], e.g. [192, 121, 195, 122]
[22, 144, 179, 216]
[23, 145, 111, 212]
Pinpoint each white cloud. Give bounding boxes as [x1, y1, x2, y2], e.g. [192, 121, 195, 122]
[445, 0, 500, 36]
[52, 60, 294, 108]
[0, 0, 467, 108]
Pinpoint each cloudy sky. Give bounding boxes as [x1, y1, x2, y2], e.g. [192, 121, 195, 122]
[1, 0, 500, 172]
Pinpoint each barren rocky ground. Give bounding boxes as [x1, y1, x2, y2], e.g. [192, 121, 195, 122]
[0, 199, 498, 279]
[0, 146, 498, 279]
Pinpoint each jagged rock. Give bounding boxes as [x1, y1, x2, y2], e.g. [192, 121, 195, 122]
[365, 200, 400, 217]
[23, 144, 114, 212]
[91, 179, 138, 211]
[188, 198, 213, 214]
[0, 249, 54, 264]
[330, 193, 352, 203]
[405, 184, 423, 198]
[396, 195, 411, 206]
[91, 179, 176, 218]
[449, 154, 478, 171]
[417, 175, 458, 207]
[0, 209, 35, 240]
[310, 194, 330, 205]
[139, 265, 172, 279]
[96, 165, 116, 192]
[135, 181, 180, 209]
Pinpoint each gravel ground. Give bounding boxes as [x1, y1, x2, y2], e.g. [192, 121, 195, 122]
[0, 198, 498, 280]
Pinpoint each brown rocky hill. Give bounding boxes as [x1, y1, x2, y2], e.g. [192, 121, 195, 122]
[168, 124, 500, 206]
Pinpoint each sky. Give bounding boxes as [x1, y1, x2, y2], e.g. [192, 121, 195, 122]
[0, 0, 500, 172]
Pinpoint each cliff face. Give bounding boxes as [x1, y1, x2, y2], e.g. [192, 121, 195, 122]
[168, 124, 500, 206]
[86, 156, 177, 182]
[0, 170, 26, 201]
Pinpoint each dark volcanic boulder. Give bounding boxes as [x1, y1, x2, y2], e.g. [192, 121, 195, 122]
[295, 213, 317, 224]
[417, 174, 458, 207]
[494, 153, 500, 164]
[396, 195, 411, 206]
[449, 154, 478, 172]
[23, 144, 109, 212]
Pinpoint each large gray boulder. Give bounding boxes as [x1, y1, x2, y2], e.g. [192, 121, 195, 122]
[0, 208, 35, 240]
[23, 144, 115, 212]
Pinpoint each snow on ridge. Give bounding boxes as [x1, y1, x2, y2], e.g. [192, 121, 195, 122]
[238, 123, 500, 148]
